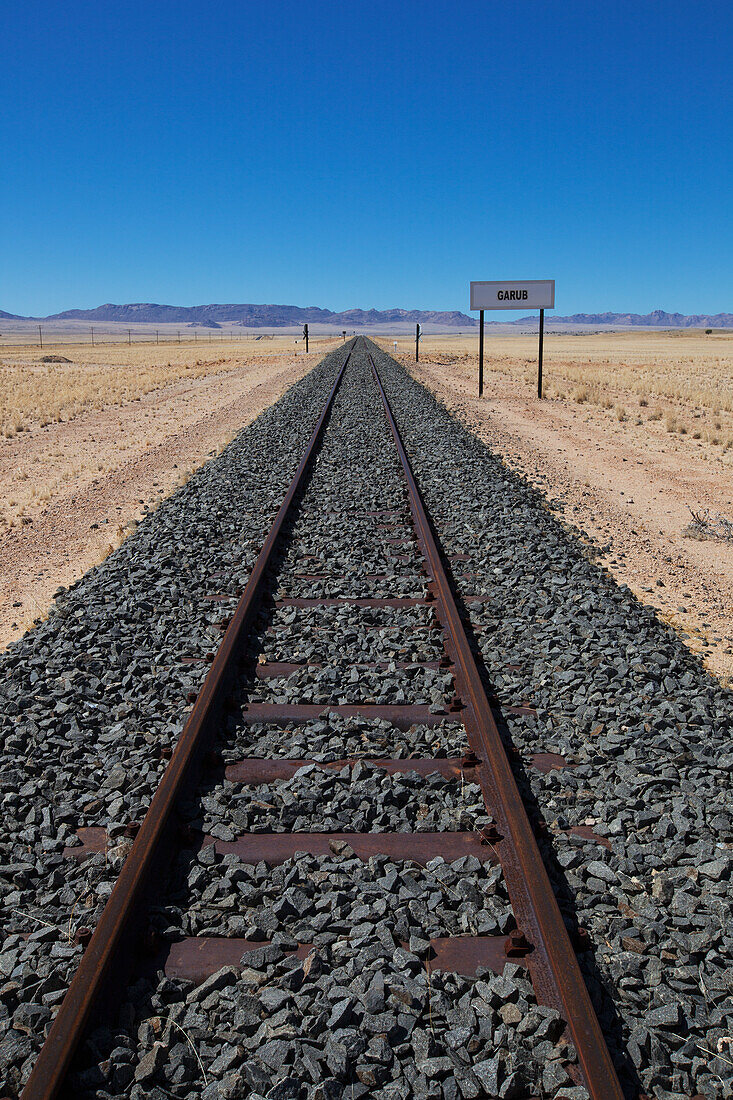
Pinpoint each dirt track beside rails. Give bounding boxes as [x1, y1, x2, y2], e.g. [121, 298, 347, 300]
[407, 355, 733, 686]
[0, 354, 311, 649]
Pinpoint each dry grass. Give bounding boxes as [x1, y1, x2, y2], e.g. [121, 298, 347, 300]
[0, 338, 340, 437]
[683, 508, 733, 542]
[377, 330, 733, 459]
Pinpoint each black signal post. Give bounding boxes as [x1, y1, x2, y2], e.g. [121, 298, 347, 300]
[478, 310, 484, 397]
[415, 323, 421, 362]
[303, 324, 309, 353]
[537, 309, 544, 398]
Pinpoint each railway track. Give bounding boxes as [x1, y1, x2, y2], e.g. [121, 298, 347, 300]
[18, 339, 627, 1098]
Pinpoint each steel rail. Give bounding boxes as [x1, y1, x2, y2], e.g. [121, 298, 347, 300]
[22, 346, 353, 1100]
[369, 350, 624, 1100]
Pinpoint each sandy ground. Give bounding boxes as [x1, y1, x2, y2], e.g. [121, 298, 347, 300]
[3, 332, 732, 686]
[398, 347, 733, 686]
[0, 352, 313, 647]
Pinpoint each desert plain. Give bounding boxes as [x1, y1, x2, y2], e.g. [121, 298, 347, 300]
[1, 328, 731, 684]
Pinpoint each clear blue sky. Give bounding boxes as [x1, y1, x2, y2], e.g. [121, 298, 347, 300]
[2, 0, 731, 317]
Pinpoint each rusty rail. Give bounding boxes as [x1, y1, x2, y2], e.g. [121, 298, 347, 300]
[21, 346, 353, 1100]
[369, 350, 624, 1100]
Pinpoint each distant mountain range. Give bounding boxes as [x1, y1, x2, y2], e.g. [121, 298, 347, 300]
[0, 302, 474, 327]
[1, 303, 731, 328]
[506, 309, 733, 328]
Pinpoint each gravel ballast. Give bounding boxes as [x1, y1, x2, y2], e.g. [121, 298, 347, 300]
[370, 343, 732, 1099]
[0, 339, 730, 1098]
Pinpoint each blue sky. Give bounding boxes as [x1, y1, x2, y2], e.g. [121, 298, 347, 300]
[2, 0, 731, 317]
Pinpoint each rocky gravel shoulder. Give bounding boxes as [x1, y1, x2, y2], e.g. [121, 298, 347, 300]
[0, 344, 351, 1095]
[1, 341, 731, 1099]
[372, 342, 733, 1100]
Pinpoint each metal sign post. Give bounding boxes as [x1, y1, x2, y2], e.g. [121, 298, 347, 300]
[415, 323, 421, 362]
[303, 324, 309, 352]
[470, 280, 554, 398]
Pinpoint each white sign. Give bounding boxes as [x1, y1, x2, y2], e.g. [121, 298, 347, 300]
[470, 280, 555, 311]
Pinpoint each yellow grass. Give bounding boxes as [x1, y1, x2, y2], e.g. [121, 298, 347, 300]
[375, 330, 733, 454]
[0, 337, 341, 436]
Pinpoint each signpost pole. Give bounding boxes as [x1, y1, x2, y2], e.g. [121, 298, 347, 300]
[471, 282, 553, 400]
[415, 323, 420, 362]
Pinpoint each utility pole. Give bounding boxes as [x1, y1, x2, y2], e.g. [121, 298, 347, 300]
[415, 323, 421, 362]
[38, 325, 43, 349]
[156, 330, 159, 345]
[177, 331, 181, 343]
[303, 324, 309, 352]
[91, 327, 94, 347]
[128, 329, 132, 345]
